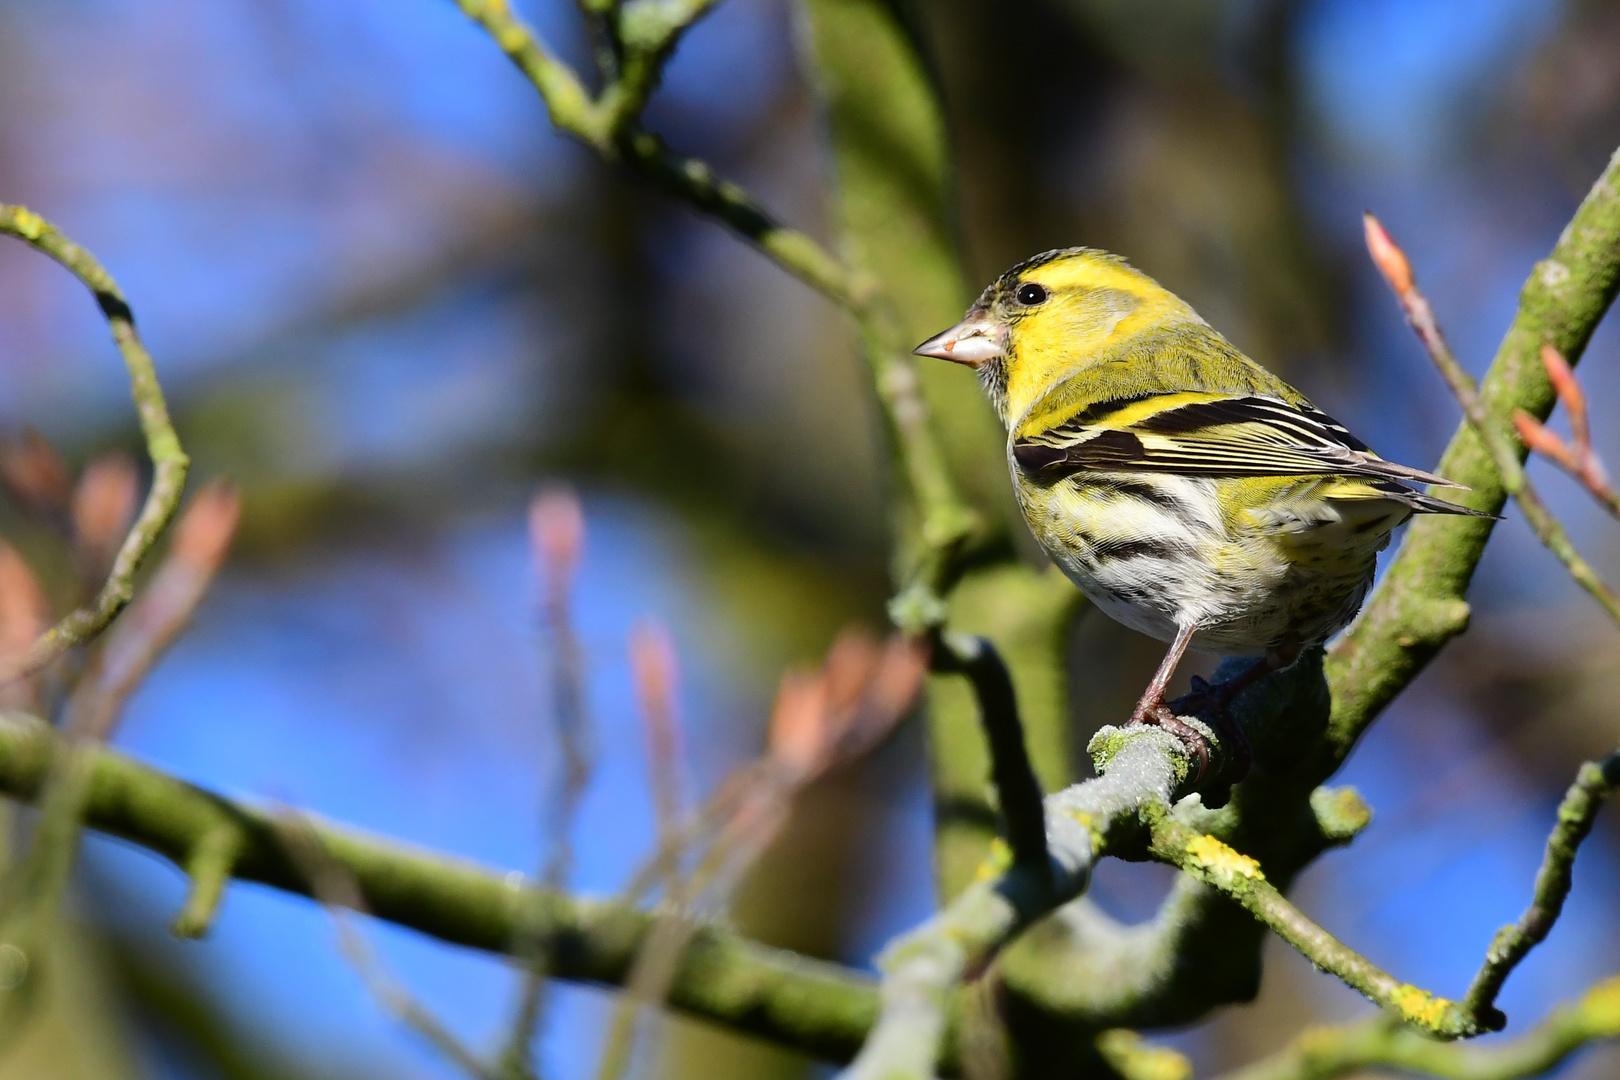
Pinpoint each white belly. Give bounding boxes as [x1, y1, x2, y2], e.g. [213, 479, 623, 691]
[1014, 468, 1395, 655]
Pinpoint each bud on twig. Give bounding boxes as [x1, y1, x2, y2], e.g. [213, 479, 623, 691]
[72, 454, 139, 580]
[0, 541, 50, 711]
[1363, 212, 1413, 298]
[0, 429, 71, 519]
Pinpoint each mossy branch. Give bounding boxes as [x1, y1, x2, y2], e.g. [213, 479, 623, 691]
[1364, 212, 1620, 626]
[0, 205, 190, 683]
[1217, 976, 1620, 1080]
[0, 712, 881, 1061]
[1463, 747, 1620, 1025]
[1149, 816, 1476, 1038]
[1326, 146, 1620, 754]
[447, 0, 978, 626]
[841, 724, 1185, 1080]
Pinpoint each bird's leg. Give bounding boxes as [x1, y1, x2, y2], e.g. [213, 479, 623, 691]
[1127, 623, 1210, 778]
[1183, 644, 1300, 783]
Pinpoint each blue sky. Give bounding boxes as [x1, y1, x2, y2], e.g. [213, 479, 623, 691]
[4, 0, 1619, 1076]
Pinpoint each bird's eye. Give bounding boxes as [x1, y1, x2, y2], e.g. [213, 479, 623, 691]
[1016, 282, 1048, 306]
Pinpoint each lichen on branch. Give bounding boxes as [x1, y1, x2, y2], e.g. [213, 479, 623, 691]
[0, 205, 190, 684]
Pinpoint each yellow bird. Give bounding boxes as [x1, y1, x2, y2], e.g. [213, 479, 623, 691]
[915, 248, 1486, 766]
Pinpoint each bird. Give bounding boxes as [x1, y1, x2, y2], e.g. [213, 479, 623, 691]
[914, 247, 1489, 772]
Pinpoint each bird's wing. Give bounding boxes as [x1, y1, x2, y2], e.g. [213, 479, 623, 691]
[1013, 393, 1461, 487]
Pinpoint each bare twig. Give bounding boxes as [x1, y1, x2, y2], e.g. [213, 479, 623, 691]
[0, 544, 50, 714]
[594, 620, 693, 1080]
[1513, 345, 1620, 519]
[0, 430, 72, 523]
[932, 633, 1049, 878]
[1217, 975, 1620, 1080]
[598, 630, 923, 1080]
[1364, 212, 1620, 628]
[617, 630, 925, 906]
[0, 483, 234, 1035]
[1464, 746, 1620, 1026]
[0, 206, 190, 683]
[62, 482, 239, 742]
[274, 810, 497, 1080]
[499, 487, 594, 1079]
[70, 454, 139, 588]
[444, 0, 978, 630]
[27, 484, 238, 940]
[1148, 815, 1476, 1038]
[1147, 748, 1618, 1040]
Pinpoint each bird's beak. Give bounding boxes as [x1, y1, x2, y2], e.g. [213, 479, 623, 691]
[913, 317, 1006, 368]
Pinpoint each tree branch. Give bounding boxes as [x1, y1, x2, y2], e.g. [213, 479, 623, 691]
[1326, 147, 1620, 755]
[0, 712, 881, 1061]
[1148, 815, 1476, 1038]
[930, 633, 1049, 875]
[1364, 212, 1620, 626]
[446, 0, 980, 628]
[841, 725, 1185, 1080]
[0, 205, 190, 683]
[1464, 746, 1620, 1026]
[1217, 975, 1620, 1080]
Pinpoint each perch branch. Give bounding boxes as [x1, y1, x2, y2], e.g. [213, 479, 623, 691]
[0, 205, 190, 683]
[1364, 212, 1620, 627]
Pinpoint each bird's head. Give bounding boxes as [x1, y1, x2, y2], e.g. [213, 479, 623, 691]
[914, 247, 1194, 426]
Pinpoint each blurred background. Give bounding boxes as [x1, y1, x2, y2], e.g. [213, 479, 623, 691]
[2, 0, 1619, 1076]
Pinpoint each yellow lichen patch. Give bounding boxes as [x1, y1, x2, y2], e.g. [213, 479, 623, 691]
[1581, 975, 1620, 1033]
[2, 206, 47, 241]
[974, 838, 1013, 882]
[1392, 985, 1451, 1030]
[1184, 834, 1264, 882]
[1093, 1029, 1192, 1080]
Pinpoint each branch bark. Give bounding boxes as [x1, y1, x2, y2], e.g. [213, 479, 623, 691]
[1325, 148, 1620, 754]
[0, 206, 190, 683]
[0, 713, 881, 1062]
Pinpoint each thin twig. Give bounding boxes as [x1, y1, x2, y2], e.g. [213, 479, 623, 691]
[0, 205, 190, 684]
[1216, 974, 1620, 1080]
[61, 482, 239, 742]
[1149, 815, 1477, 1038]
[0, 543, 50, 715]
[0, 483, 234, 1034]
[594, 620, 692, 1080]
[931, 633, 1048, 878]
[444, 0, 978, 629]
[1148, 744, 1618, 1041]
[500, 487, 594, 1079]
[1365, 212, 1620, 628]
[1463, 746, 1620, 1026]
[0, 711, 884, 1061]
[1512, 345, 1620, 519]
[3, 485, 238, 946]
[273, 809, 498, 1080]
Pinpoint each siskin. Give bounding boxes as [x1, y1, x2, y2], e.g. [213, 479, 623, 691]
[915, 248, 1487, 765]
